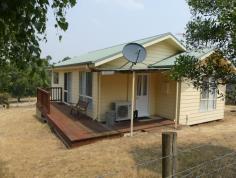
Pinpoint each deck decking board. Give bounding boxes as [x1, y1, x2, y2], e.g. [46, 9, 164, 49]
[46, 102, 174, 148]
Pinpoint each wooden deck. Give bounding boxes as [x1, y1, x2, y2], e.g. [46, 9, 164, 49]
[46, 102, 174, 148]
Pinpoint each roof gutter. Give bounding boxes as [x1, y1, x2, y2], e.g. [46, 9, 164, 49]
[52, 61, 93, 69]
[149, 65, 172, 69]
[91, 67, 170, 72]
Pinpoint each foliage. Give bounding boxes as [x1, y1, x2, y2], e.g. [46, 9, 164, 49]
[170, 0, 236, 91]
[185, 0, 236, 61]
[0, 58, 50, 102]
[0, 92, 10, 108]
[170, 52, 236, 90]
[0, 0, 76, 69]
[226, 84, 236, 104]
[0, 0, 76, 101]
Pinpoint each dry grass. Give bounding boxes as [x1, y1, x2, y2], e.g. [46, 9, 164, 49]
[0, 105, 236, 178]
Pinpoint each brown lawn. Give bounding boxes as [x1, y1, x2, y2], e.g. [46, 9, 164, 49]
[0, 105, 235, 178]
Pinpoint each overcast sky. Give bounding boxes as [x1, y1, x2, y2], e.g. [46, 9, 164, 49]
[40, 0, 191, 63]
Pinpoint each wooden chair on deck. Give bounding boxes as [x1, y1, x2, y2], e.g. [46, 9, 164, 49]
[70, 100, 89, 117]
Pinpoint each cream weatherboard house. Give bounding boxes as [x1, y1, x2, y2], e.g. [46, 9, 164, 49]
[51, 33, 227, 126]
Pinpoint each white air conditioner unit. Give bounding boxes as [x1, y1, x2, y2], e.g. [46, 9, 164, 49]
[113, 101, 131, 121]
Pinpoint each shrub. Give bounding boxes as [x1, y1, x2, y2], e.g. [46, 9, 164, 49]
[0, 93, 10, 108]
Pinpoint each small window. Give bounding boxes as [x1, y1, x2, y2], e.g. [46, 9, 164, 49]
[200, 78, 217, 112]
[53, 72, 59, 84]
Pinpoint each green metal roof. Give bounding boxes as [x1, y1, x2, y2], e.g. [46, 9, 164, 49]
[54, 32, 183, 68]
[150, 48, 215, 69]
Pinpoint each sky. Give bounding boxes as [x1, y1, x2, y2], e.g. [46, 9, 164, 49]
[40, 0, 191, 63]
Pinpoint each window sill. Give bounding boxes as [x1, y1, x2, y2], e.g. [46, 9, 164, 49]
[199, 109, 217, 113]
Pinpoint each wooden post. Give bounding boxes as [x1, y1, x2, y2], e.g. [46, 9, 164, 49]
[47, 91, 50, 114]
[130, 71, 135, 137]
[162, 132, 177, 178]
[174, 81, 179, 129]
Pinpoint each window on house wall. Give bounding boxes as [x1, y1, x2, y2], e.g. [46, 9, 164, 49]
[53, 72, 59, 84]
[200, 78, 217, 112]
[79, 72, 93, 111]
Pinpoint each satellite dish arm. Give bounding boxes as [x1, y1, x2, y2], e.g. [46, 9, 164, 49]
[135, 49, 141, 64]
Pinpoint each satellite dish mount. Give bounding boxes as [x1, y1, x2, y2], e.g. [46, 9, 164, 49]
[122, 43, 147, 68]
[122, 43, 147, 137]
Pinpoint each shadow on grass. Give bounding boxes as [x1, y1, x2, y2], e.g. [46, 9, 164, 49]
[0, 159, 15, 178]
[129, 143, 236, 178]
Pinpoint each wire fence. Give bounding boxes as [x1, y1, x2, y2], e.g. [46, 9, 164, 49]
[96, 142, 236, 178]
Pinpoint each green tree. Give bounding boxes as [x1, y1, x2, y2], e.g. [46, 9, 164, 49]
[185, 0, 236, 61]
[8, 70, 28, 102]
[170, 0, 236, 91]
[0, 57, 50, 102]
[0, 0, 76, 69]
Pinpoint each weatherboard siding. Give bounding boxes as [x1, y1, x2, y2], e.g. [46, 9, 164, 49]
[71, 71, 79, 104]
[99, 73, 130, 121]
[99, 39, 180, 69]
[91, 72, 98, 119]
[155, 72, 177, 119]
[144, 40, 180, 65]
[179, 81, 225, 125]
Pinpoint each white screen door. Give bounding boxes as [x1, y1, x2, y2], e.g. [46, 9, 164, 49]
[136, 74, 149, 117]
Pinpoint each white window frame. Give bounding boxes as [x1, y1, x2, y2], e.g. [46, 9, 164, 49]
[200, 78, 217, 112]
[79, 72, 93, 111]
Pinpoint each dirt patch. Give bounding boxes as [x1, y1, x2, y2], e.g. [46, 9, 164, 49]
[0, 105, 235, 178]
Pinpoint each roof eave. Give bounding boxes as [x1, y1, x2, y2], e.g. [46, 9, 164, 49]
[149, 65, 172, 69]
[53, 61, 93, 69]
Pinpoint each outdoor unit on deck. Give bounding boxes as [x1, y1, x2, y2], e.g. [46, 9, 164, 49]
[112, 101, 131, 121]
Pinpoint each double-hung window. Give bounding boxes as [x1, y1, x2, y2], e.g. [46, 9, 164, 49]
[200, 78, 217, 112]
[79, 72, 93, 111]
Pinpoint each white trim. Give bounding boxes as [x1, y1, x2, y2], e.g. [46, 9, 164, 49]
[94, 53, 123, 67]
[136, 73, 149, 117]
[53, 65, 90, 71]
[94, 34, 186, 67]
[199, 84, 217, 112]
[199, 50, 215, 60]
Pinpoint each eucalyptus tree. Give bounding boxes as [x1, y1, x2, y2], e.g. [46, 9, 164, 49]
[0, 0, 76, 69]
[170, 0, 236, 91]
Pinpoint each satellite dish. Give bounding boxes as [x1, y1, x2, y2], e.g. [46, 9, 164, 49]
[122, 43, 146, 64]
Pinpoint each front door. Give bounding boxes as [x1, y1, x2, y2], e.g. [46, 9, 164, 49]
[64, 72, 72, 103]
[136, 74, 149, 117]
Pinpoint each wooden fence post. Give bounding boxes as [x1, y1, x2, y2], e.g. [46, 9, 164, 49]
[162, 132, 177, 178]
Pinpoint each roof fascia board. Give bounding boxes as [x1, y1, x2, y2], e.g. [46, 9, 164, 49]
[143, 35, 186, 51]
[52, 64, 90, 71]
[199, 50, 215, 60]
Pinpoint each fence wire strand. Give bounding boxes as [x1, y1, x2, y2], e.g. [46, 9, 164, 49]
[96, 142, 236, 178]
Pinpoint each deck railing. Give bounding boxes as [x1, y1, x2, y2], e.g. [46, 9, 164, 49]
[36, 87, 63, 115]
[37, 88, 50, 114]
[47, 87, 63, 102]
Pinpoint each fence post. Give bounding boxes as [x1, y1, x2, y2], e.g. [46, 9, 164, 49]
[162, 132, 177, 178]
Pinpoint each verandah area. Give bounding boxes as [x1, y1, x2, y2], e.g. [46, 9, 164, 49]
[36, 87, 174, 148]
